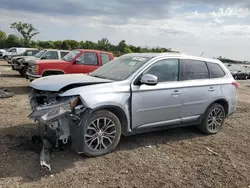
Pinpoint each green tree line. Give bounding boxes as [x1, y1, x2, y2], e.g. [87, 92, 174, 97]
[0, 23, 177, 57]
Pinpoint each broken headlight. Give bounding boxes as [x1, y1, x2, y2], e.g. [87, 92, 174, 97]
[29, 101, 71, 122]
[28, 96, 82, 122]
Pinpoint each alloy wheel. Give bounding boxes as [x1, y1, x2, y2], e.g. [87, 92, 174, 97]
[84, 118, 116, 151]
[207, 107, 224, 133]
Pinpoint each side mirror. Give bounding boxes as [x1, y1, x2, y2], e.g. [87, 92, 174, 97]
[140, 74, 158, 86]
[75, 58, 80, 64]
[41, 55, 50, 59]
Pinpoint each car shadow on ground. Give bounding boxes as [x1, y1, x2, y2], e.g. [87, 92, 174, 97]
[0, 74, 23, 78]
[0, 123, 207, 183]
[0, 64, 11, 67]
[0, 86, 31, 95]
[118, 126, 206, 151]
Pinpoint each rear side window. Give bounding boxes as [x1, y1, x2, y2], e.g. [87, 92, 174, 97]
[100, 53, 110, 65]
[180, 59, 209, 80]
[60, 51, 69, 58]
[31, 50, 39, 55]
[9, 48, 16, 52]
[207, 62, 225, 78]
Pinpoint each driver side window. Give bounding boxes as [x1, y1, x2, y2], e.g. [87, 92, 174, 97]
[9, 49, 16, 52]
[144, 59, 179, 82]
[76, 52, 98, 65]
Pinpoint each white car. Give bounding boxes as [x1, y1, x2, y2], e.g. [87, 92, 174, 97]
[0, 49, 6, 58]
[2, 47, 33, 61]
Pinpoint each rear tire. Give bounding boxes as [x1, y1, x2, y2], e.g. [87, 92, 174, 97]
[199, 103, 225, 134]
[82, 110, 122, 157]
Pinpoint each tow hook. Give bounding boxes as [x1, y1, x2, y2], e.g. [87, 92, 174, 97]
[40, 137, 53, 171]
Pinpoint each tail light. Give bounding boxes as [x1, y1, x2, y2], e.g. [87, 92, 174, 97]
[232, 81, 239, 89]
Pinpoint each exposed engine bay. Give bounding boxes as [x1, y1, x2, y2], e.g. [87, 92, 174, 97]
[29, 89, 88, 171]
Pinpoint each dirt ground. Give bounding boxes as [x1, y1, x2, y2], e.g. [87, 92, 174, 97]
[0, 60, 249, 188]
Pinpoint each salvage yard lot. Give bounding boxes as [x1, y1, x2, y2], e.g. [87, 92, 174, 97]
[0, 60, 250, 188]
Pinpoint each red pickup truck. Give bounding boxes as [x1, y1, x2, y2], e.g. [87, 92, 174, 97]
[26, 49, 114, 80]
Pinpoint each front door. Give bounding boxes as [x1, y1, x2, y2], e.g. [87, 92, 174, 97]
[70, 52, 100, 73]
[131, 58, 183, 130]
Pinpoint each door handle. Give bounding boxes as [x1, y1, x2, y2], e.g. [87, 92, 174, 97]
[171, 90, 181, 95]
[208, 87, 215, 92]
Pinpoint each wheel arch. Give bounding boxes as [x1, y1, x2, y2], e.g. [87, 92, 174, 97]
[206, 98, 229, 117]
[42, 70, 65, 77]
[92, 105, 130, 135]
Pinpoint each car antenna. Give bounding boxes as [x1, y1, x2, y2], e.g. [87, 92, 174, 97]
[200, 52, 204, 56]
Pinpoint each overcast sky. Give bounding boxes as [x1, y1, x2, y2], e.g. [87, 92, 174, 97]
[1, 0, 250, 61]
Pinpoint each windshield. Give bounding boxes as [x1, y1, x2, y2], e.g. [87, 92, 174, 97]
[34, 50, 46, 58]
[62, 50, 81, 62]
[90, 56, 152, 81]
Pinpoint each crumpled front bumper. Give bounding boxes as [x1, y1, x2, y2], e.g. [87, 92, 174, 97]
[26, 71, 41, 80]
[28, 97, 88, 170]
[28, 101, 72, 124]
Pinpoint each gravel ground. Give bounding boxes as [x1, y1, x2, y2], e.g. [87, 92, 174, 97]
[0, 60, 250, 188]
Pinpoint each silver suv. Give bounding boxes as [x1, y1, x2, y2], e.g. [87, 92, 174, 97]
[28, 53, 238, 169]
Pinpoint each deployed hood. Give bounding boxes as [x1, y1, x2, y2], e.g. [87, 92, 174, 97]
[30, 74, 112, 92]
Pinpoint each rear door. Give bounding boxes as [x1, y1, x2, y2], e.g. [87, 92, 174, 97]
[179, 59, 212, 121]
[206, 61, 227, 102]
[69, 51, 100, 73]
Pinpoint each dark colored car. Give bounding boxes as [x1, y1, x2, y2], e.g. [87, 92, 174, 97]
[228, 65, 249, 80]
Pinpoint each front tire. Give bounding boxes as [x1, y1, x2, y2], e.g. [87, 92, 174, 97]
[82, 110, 122, 157]
[18, 70, 24, 76]
[199, 103, 225, 134]
[22, 65, 28, 77]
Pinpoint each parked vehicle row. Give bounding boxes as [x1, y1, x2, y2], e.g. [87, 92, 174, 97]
[5, 47, 114, 80]
[12, 49, 70, 76]
[226, 64, 250, 80]
[26, 49, 114, 80]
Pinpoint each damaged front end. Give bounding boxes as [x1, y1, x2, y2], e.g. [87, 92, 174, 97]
[28, 89, 87, 171]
